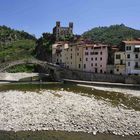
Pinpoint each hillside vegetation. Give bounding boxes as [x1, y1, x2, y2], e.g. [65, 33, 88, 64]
[35, 33, 55, 62]
[83, 24, 140, 46]
[0, 25, 36, 63]
[0, 25, 36, 72]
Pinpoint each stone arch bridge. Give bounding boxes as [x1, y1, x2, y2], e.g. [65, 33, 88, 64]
[0, 59, 63, 80]
[0, 59, 131, 83]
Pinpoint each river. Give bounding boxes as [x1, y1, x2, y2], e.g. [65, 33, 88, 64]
[0, 83, 139, 140]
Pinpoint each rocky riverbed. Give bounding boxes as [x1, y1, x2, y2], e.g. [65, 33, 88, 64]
[0, 89, 140, 136]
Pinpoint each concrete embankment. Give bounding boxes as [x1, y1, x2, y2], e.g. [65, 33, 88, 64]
[0, 73, 49, 82]
[0, 90, 140, 136]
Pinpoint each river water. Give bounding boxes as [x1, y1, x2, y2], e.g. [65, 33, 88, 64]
[0, 83, 139, 140]
[0, 130, 140, 140]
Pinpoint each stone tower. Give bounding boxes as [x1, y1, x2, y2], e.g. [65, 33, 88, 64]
[53, 21, 73, 41]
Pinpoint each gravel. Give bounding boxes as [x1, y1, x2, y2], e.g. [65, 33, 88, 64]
[0, 90, 140, 136]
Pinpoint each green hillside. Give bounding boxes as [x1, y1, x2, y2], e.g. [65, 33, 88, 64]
[0, 25, 36, 72]
[83, 24, 140, 46]
[0, 25, 36, 63]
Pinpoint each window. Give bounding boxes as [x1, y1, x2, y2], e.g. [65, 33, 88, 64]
[116, 54, 121, 59]
[95, 57, 97, 61]
[128, 62, 130, 66]
[85, 52, 89, 55]
[84, 64, 86, 69]
[95, 63, 97, 66]
[127, 54, 130, 59]
[90, 52, 94, 55]
[126, 46, 131, 51]
[135, 62, 138, 68]
[100, 65, 102, 67]
[91, 58, 93, 61]
[135, 54, 138, 59]
[120, 60, 123, 65]
[91, 47, 93, 49]
[94, 52, 98, 55]
[117, 69, 119, 72]
[134, 48, 140, 52]
[100, 69, 103, 73]
[95, 68, 98, 73]
[100, 57, 102, 61]
[79, 64, 81, 68]
[77, 53, 79, 56]
[86, 58, 88, 61]
[91, 63, 93, 67]
[86, 47, 88, 50]
[100, 52, 102, 55]
[80, 58, 82, 61]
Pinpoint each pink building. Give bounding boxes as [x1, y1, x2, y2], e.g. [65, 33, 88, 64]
[83, 44, 108, 73]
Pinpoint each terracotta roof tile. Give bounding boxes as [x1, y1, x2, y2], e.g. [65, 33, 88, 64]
[123, 40, 140, 45]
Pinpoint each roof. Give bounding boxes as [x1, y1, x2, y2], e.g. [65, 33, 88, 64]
[123, 40, 140, 45]
[84, 44, 108, 48]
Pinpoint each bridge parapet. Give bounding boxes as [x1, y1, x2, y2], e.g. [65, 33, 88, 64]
[0, 58, 60, 72]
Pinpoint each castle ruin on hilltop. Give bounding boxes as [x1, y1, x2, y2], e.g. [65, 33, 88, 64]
[53, 21, 73, 41]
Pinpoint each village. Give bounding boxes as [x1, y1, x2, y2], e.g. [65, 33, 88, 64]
[52, 22, 140, 76]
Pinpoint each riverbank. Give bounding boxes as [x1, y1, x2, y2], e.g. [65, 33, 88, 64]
[77, 84, 140, 97]
[63, 79, 140, 88]
[0, 73, 39, 81]
[0, 89, 140, 136]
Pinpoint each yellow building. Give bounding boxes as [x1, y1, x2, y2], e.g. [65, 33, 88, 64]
[114, 52, 126, 75]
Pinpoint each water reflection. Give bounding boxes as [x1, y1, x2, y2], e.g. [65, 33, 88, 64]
[0, 131, 139, 140]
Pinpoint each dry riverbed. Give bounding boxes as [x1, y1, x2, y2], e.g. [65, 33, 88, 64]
[0, 89, 140, 136]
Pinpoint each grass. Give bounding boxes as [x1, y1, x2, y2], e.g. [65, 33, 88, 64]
[0, 39, 36, 63]
[7, 64, 36, 73]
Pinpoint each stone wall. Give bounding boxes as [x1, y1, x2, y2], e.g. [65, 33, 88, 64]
[57, 68, 125, 83]
[55, 68, 140, 84]
[125, 75, 140, 84]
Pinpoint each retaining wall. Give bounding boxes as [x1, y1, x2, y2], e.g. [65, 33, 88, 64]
[57, 69, 140, 84]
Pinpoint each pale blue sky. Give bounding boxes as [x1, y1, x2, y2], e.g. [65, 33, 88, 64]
[0, 0, 140, 37]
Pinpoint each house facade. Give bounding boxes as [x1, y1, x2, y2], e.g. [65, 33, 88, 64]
[123, 40, 140, 75]
[52, 40, 108, 73]
[83, 44, 108, 73]
[114, 40, 140, 75]
[114, 52, 126, 75]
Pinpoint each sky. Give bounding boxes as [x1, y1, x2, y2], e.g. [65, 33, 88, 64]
[0, 0, 140, 38]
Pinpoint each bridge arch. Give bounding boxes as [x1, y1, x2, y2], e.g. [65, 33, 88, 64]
[0, 59, 59, 73]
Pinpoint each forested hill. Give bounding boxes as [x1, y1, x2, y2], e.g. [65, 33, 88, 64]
[83, 24, 140, 46]
[0, 25, 36, 63]
[0, 25, 36, 43]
